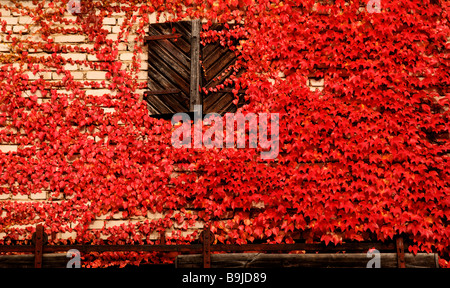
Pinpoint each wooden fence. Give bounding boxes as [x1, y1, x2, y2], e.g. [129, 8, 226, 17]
[0, 225, 439, 268]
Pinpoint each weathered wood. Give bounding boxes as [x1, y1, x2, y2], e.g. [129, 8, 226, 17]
[0, 253, 68, 268]
[189, 19, 201, 112]
[0, 241, 399, 254]
[148, 25, 191, 55]
[148, 42, 191, 81]
[145, 89, 181, 95]
[33, 225, 44, 268]
[210, 242, 397, 253]
[396, 236, 406, 268]
[203, 44, 231, 71]
[202, 228, 211, 268]
[0, 250, 439, 268]
[148, 48, 190, 94]
[204, 92, 235, 114]
[176, 253, 439, 268]
[146, 21, 192, 114]
[144, 34, 181, 41]
[200, 24, 245, 115]
[145, 21, 244, 116]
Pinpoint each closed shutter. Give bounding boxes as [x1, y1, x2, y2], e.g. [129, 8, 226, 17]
[201, 23, 245, 115]
[144, 20, 244, 119]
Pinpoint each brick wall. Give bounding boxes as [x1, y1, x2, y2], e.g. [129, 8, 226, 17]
[0, 0, 323, 242]
[0, 0, 183, 242]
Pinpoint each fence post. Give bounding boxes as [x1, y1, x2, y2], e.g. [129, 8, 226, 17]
[159, 230, 166, 245]
[33, 224, 44, 268]
[396, 236, 406, 268]
[202, 227, 211, 268]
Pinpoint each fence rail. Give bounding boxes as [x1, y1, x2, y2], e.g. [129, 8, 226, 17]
[0, 224, 438, 268]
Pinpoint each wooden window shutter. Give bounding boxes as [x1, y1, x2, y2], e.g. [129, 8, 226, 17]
[144, 20, 244, 119]
[201, 23, 245, 115]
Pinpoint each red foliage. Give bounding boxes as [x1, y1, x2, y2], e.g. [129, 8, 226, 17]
[0, 0, 449, 267]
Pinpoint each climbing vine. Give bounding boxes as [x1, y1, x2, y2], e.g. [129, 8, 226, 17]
[0, 0, 449, 267]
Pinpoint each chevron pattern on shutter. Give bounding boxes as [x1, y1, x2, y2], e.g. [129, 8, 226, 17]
[145, 21, 192, 115]
[201, 23, 245, 115]
[145, 21, 244, 117]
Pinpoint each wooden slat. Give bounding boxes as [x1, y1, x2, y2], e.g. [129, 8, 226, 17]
[200, 24, 244, 115]
[150, 40, 190, 71]
[0, 253, 68, 268]
[148, 48, 190, 94]
[203, 47, 233, 74]
[145, 89, 180, 95]
[176, 253, 439, 268]
[0, 250, 438, 268]
[146, 88, 188, 114]
[150, 22, 192, 54]
[396, 237, 406, 268]
[146, 21, 193, 114]
[190, 19, 201, 112]
[205, 51, 237, 81]
[146, 94, 187, 115]
[147, 64, 181, 92]
[202, 43, 227, 65]
[172, 21, 193, 46]
[204, 92, 235, 114]
[144, 34, 181, 41]
[0, 241, 398, 254]
[34, 224, 44, 268]
[203, 61, 238, 89]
